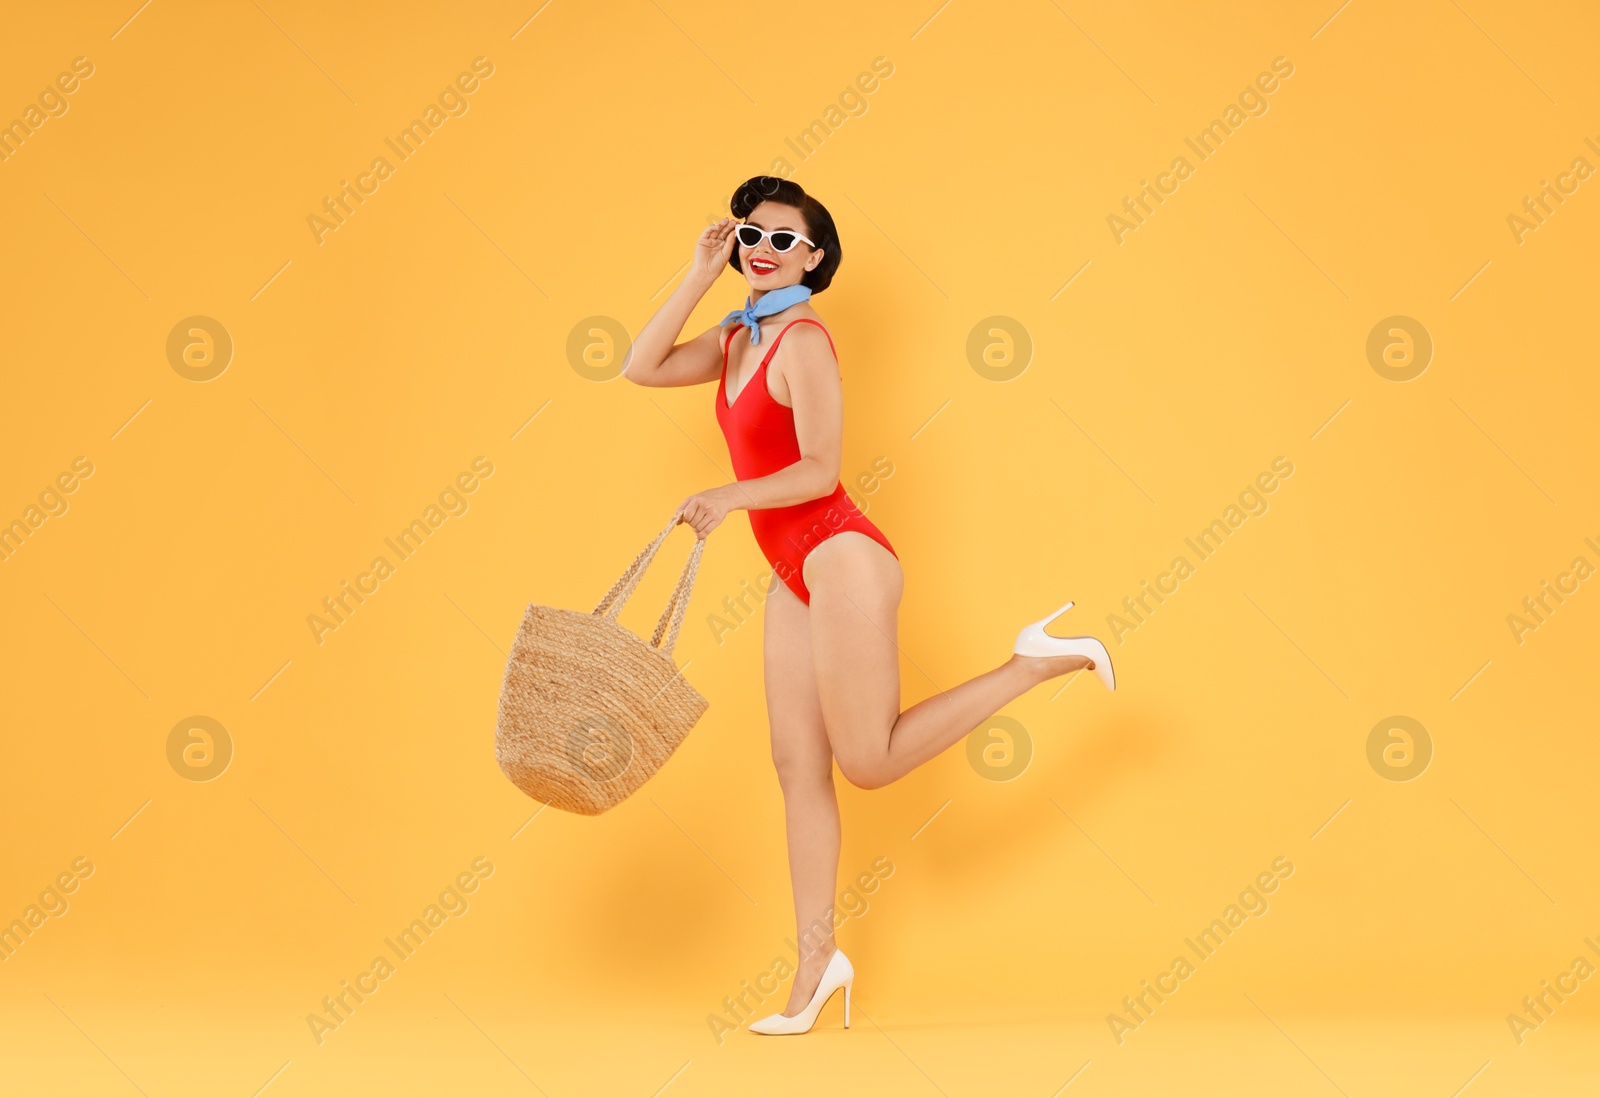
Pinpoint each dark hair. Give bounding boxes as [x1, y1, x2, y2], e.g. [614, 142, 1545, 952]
[727, 175, 842, 293]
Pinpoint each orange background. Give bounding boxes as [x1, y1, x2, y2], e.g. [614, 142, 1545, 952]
[2, 1, 1597, 1094]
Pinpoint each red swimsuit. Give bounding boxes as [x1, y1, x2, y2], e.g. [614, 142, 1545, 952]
[714, 317, 897, 606]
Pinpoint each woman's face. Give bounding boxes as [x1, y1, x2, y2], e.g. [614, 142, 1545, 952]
[739, 201, 823, 290]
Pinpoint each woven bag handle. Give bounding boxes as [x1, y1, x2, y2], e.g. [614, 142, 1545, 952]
[592, 511, 683, 619]
[592, 511, 708, 658]
[649, 535, 705, 657]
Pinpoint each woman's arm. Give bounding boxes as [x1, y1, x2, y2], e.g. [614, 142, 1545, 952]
[678, 322, 843, 537]
[622, 218, 737, 388]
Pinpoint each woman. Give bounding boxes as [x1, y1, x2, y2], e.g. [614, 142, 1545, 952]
[623, 176, 1115, 1035]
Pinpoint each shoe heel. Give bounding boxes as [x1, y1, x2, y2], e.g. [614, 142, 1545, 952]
[844, 980, 851, 1028]
[1034, 600, 1074, 630]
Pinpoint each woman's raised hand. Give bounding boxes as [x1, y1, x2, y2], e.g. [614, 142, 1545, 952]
[690, 217, 736, 285]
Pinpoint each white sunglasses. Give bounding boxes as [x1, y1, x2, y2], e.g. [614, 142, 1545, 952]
[734, 224, 816, 252]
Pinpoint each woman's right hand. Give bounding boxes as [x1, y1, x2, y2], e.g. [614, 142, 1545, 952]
[689, 217, 736, 285]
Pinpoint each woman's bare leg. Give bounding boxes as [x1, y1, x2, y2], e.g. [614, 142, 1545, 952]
[762, 575, 841, 1015]
[802, 532, 1091, 790]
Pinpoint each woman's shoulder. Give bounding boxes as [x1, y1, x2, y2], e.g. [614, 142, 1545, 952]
[774, 308, 837, 363]
[785, 302, 830, 331]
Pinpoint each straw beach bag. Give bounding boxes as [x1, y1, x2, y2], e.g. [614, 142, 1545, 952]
[495, 511, 709, 815]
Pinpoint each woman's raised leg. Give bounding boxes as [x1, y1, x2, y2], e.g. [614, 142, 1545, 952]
[762, 574, 843, 1015]
[803, 532, 1090, 790]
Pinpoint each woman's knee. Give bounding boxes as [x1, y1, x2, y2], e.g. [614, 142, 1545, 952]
[831, 751, 887, 791]
[770, 744, 833, 791]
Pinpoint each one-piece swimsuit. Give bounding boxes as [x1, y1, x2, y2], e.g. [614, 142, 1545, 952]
[713, 317, 897, 605]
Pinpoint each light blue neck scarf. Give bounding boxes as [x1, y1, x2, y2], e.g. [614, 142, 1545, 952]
[721, 283, 812, 344]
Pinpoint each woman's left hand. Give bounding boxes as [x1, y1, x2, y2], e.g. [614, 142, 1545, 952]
[677, 485, 741, 539]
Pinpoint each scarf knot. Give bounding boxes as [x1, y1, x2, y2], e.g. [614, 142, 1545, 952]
[720, 283, 813, 344]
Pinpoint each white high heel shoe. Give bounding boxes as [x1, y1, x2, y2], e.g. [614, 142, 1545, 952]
[747, 948, 853, 1035]
[1014, 600, 1116, 691]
